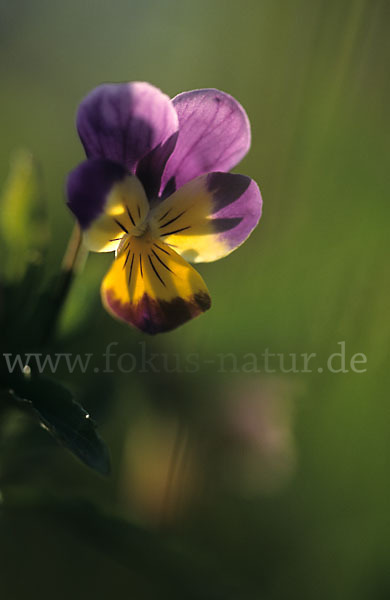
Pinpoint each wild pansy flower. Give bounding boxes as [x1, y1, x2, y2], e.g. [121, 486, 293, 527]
[67, 82, 262, 334]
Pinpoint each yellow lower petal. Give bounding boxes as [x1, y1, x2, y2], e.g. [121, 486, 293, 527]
[101, 235, 211, 333]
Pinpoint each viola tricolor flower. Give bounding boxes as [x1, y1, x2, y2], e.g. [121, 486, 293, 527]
[67, 82, 262, 334]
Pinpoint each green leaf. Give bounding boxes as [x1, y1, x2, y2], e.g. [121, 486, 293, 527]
[6, 372, 110, 476]
[0, 150, 49, 283]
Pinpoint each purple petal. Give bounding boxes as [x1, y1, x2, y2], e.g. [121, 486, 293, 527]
[77, 82, 179, 175]
[160, 89, 251, 194]
[67, 159, 127, 229]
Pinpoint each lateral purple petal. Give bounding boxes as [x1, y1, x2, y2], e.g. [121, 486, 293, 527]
[67, 159, 127, 229]
[151, 171, 262, 263]
[160, 88, 251, 194]
[77, 82, 179, 175]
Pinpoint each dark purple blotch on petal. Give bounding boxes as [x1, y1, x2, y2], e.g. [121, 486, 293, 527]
[160, 175, 177, 201]
[206, 172, 262, 250]
[105, 291, 211, 334]
[207, 172, 251, 212]
[212, 217, 243, 233]
[136, 131, 178, 201]
[67, 159, 127, 229]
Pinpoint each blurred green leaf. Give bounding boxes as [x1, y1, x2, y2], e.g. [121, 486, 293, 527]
[0, 150, 49, 283]
[57, 258, 102, 339]
[0, 263, 47, 351]
[5, 372, 110, 476]
[1, 268, 78, 350]
[20, 269, 75, 347]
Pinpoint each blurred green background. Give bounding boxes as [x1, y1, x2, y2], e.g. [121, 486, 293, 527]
[1, 0, 389, 598]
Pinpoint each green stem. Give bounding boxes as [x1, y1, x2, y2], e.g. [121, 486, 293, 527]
[42, 224, 87, 345]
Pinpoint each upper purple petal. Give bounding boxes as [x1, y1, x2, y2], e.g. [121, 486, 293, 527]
[160, 88, 251, 194]
[76, 82, 179, 175]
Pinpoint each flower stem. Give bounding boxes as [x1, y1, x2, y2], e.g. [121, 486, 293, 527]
[61, 222, 84, 272]
[42, 224, 87, 344]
